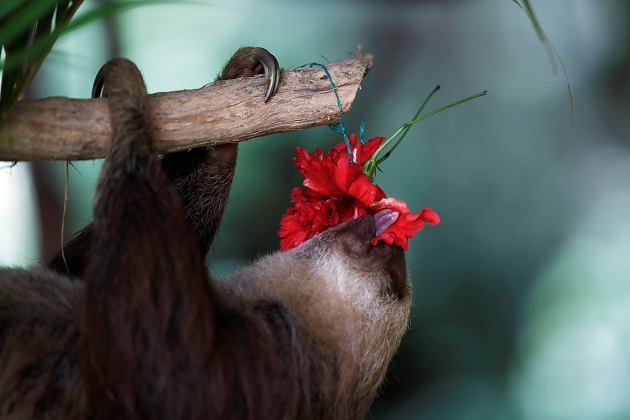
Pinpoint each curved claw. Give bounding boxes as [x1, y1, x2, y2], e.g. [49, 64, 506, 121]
[92, 73, 105, 99]
[254, 47, 280, 103]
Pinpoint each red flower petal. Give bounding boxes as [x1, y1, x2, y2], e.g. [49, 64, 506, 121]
[296, 147, 385, 206]
[332, 155, 382, 206]
[355, 135, 386, 164]
[331, 134, 386, 164]
[279, 187, 335, 251]
[371, 197, 410, 214]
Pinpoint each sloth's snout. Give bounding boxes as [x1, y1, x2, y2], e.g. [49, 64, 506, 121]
[336, 215, 408, 299]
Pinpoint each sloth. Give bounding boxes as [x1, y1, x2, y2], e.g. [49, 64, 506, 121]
[0, 47, 412, 419]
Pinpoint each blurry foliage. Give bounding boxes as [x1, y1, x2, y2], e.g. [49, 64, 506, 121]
[513, 0, 574, 117]
[1, 0, 82, 123]
[0, 0, 169, 124]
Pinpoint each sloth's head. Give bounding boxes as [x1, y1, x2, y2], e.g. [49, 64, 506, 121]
[291, 214, 411, 380]
[294, 214, 410, 302]
[226, 215, 411, 414]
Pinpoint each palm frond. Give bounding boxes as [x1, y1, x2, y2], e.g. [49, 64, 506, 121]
[513, 0, 574, 120]
[1, 0, 83, 123]
[0, 0, 172, 125]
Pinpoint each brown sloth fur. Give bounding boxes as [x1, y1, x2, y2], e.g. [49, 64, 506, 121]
[0, 48, 411, 419]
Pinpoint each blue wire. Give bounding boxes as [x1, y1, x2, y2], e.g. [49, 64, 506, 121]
[359, 121, 365, 144]
[308, 63, 352, 161]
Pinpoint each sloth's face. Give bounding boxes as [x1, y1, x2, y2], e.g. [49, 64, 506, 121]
[293, 215, 409, 302]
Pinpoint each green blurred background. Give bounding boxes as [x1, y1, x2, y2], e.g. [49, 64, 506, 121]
[2, 1, 630, 419]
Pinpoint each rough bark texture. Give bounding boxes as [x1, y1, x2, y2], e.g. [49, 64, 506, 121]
[0, 54, 373, 161]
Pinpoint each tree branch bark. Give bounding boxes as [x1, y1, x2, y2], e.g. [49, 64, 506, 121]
[0, 54, 373, 161]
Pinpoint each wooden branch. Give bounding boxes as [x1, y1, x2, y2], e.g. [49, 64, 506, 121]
[0, 54, 373, 161]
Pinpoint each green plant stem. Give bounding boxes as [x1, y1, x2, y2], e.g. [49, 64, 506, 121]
[376, 85, 441, 165]
[363, 89, 487, 180]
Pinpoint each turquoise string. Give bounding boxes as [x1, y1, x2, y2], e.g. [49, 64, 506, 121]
[359, 121, 365, 144]
[308, 62, 352, 160]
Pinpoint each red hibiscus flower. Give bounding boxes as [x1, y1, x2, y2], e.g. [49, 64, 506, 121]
[278, 135, 439, 251]
[277, 85, 487, 251]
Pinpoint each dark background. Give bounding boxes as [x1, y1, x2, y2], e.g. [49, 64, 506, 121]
[2, 1, 629, 419]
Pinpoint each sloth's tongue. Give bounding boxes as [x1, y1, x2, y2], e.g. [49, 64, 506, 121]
[373, 209, 399, 236]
